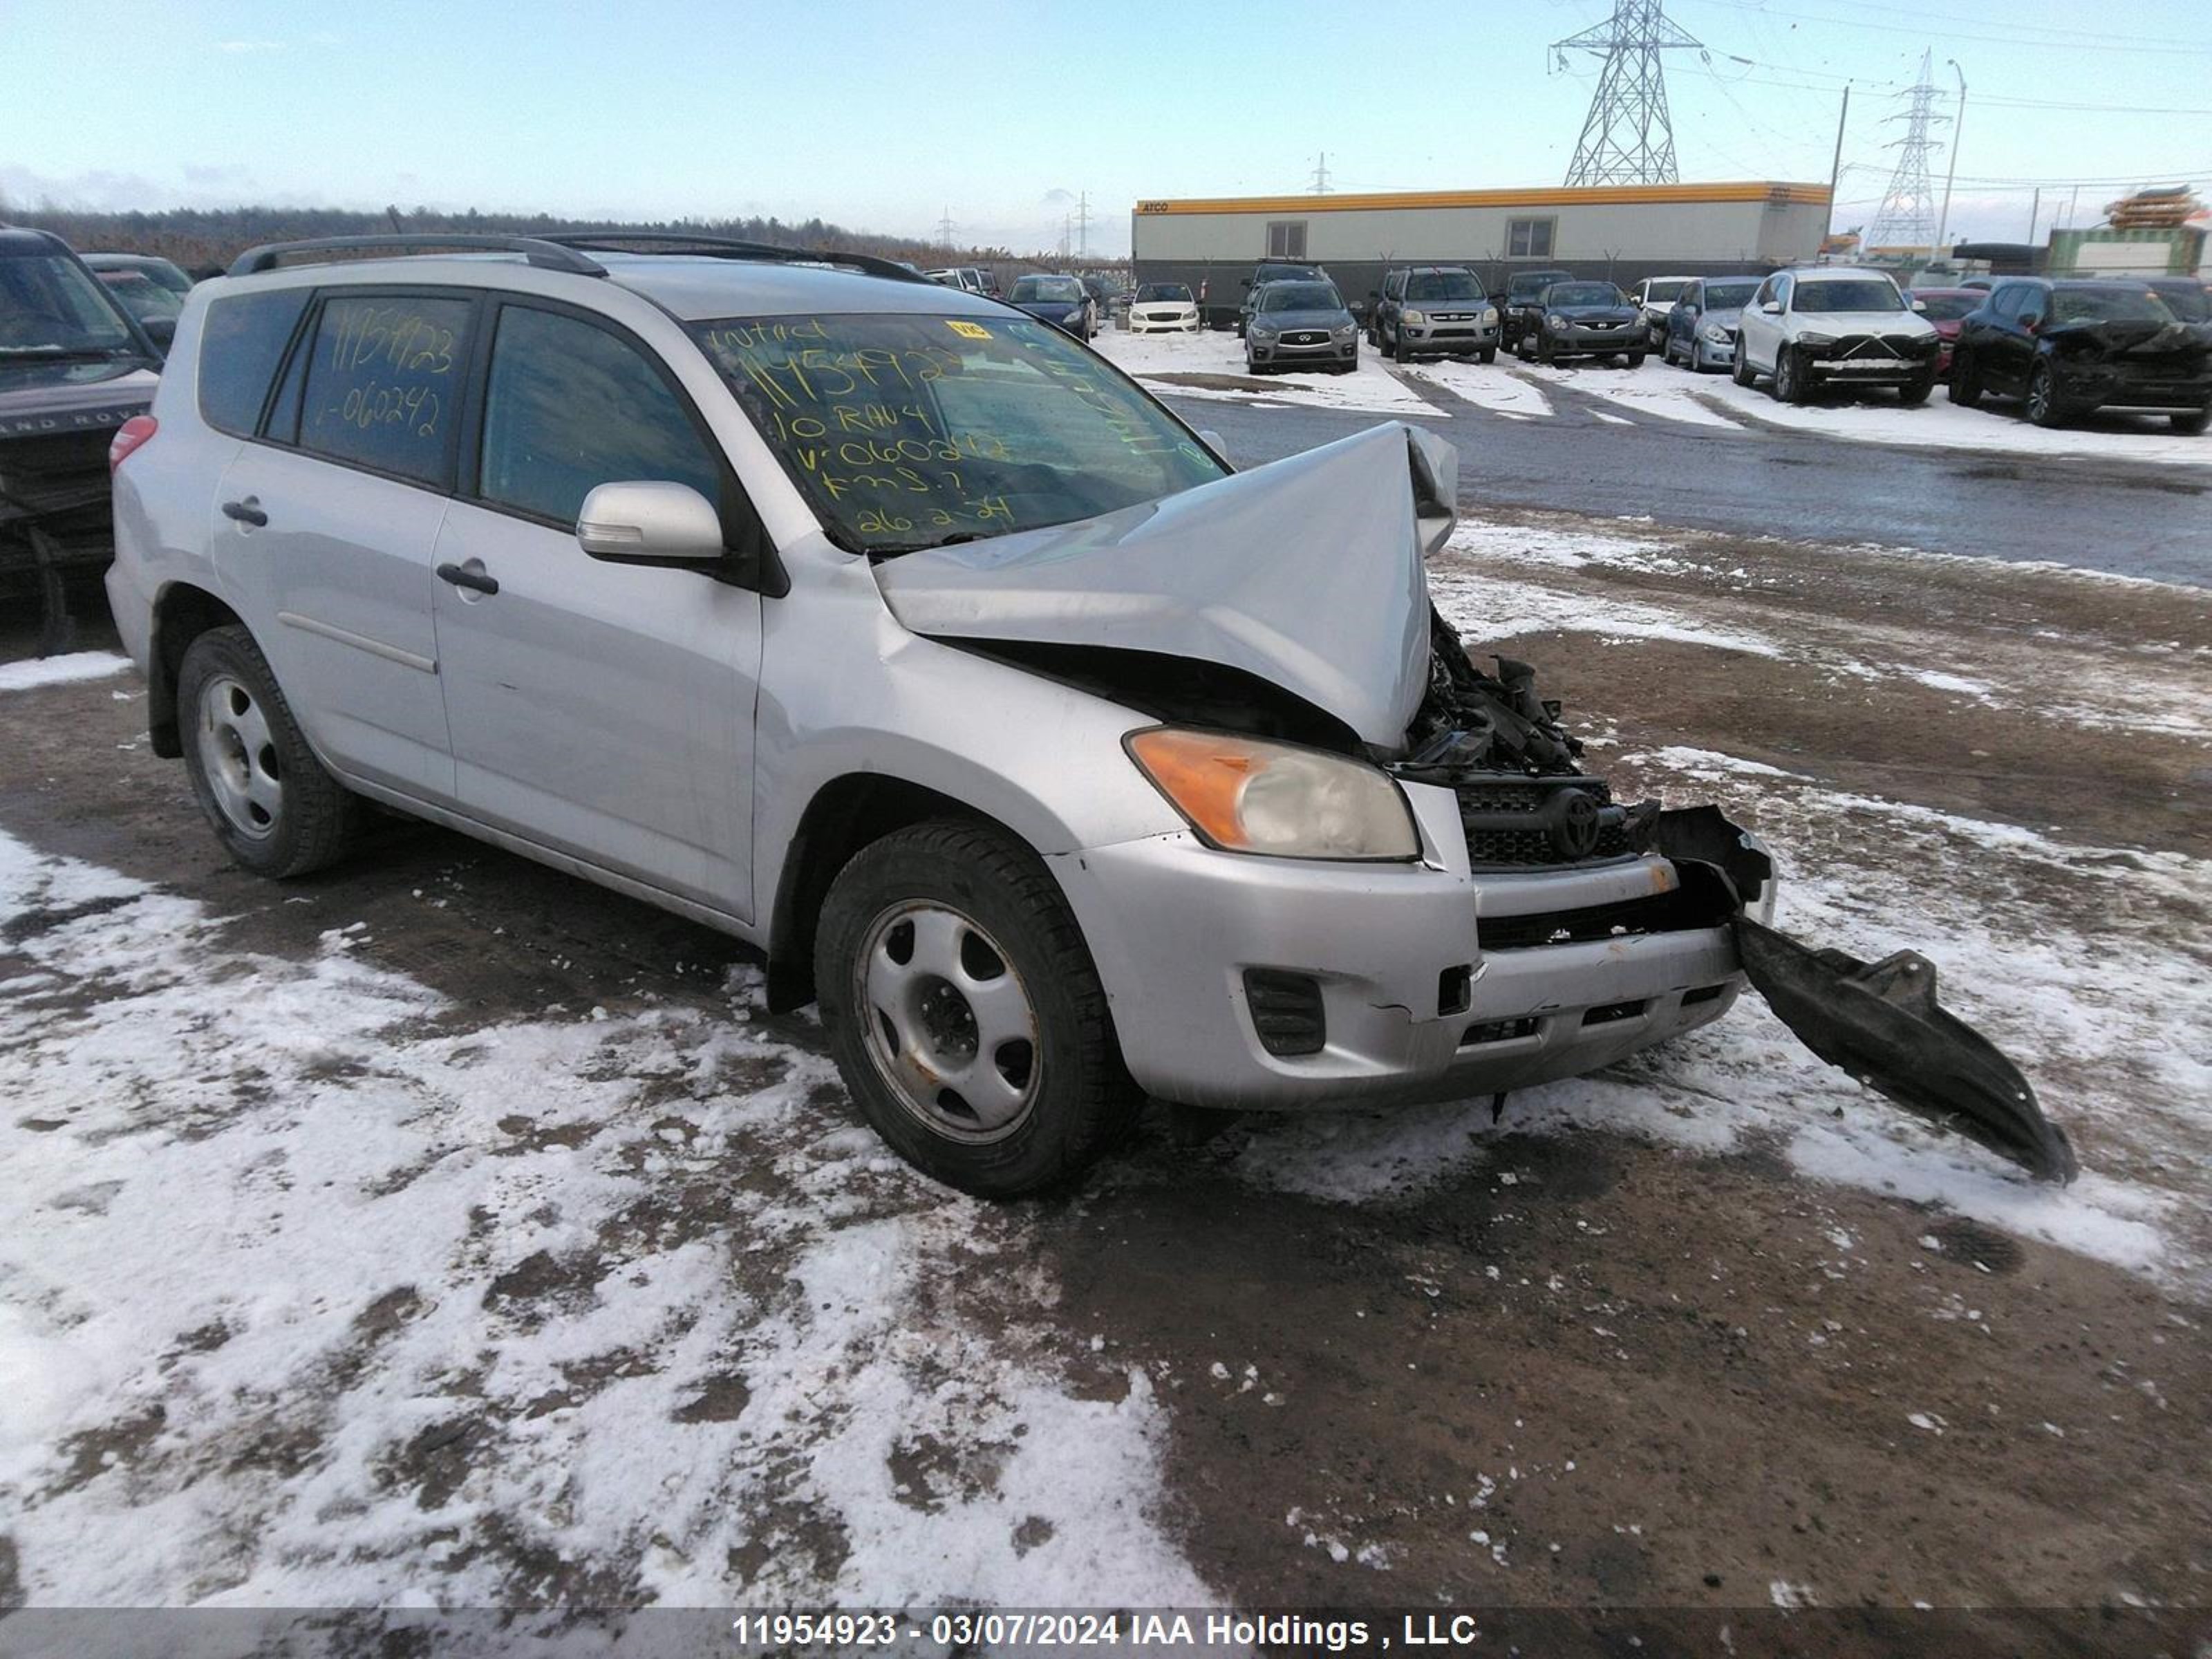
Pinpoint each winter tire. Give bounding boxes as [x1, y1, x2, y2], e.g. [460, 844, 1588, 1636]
[177, 625, 359, 879]
[1732, 349, 1756, 388]
[816, 820, 1143, 1198]
[2026, 363, 2068, 428]
[2173, 403, 2211, 435]
[1947, 352, 1982, 407]
[1774, 347, 1812, 404]
[1897, 368, 1937, 407]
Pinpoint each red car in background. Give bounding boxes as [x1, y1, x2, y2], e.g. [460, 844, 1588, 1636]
[1910, 288, 1986, 378]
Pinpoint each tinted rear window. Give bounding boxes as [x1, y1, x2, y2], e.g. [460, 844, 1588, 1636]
[198, 288, 310, 438]
[300, 293, 473, 486]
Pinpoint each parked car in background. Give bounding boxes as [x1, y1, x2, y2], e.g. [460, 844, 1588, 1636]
[1525, 280, 1644, 367]
[1079, 274, 1113, 321]
[83, 252, 194, 299]
[1244, 279, 1358, 373]
[1947, 277, 2212, 431]
[1734, 268, 1940, 404]
[1, 225, 164, 652]
[1660, 275, 1761, 373]
[1009, 272, 1094, 339]
[93, 267, 185, 350]
[925, 267, 996, 297]
[1371, 266, 1499, 364]
[1497, 268, 1573, 356]
[1631, 274, 1696, 348]
[2146, 276, 2211, 324]
[1236, 262, 1327, 336]
[1127, 281, 1200, 334]
[1906, 287, 1985, 377]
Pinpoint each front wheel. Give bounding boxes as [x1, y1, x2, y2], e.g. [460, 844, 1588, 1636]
[1897, 367, 1937, 407]
[2025, 363, 2069, 428]
[816, 821, 1142, 1197]
[1625, 350, 1646, 370]
[177, 625, 359, 878]
[2173, 403, 2211, 435]
[1948, 350, 1982, 407]
[1479, 346, 1496, 365]
[1392, 326, 1411, 365]
[1537, 331, 1556, 366]
[1773, 346, 1812, 404]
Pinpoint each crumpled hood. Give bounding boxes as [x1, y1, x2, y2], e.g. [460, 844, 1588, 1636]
[874, 422, 1458, 749]
[2045, 317, 2212, 362]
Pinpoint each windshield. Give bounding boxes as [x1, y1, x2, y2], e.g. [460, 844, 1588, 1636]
[1794, 279, 1903, 314]
[1405, 272, 1481, 302]
[1547, 283, 1622, 308]
[2152, 284, 2209, 322]
[1912, 292, 1980, 321]
[1703, 279, 1759, 310]
[1011, 276, 1082, 303]
[693, 312, 1228, 555]
[99, 271, 184, 322]
[1259, 283, 1340, 313]
[0, 250, 139, 354]
[1643, 279, 1687, 303]
[2051, 287, 2176, 324]
[1135, 283, 1192, 303]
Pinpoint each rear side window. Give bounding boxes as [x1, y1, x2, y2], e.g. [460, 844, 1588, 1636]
[198, 289, 310, 438]
[300, 292, 472, 486]
[477, 305, 722, 527]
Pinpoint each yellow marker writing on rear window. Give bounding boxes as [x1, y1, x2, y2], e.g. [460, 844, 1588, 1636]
[946, 321, 991, 339]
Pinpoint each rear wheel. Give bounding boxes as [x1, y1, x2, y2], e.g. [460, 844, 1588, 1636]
[816, 821, 1141, 1197]
[2173, 403, 2211, 435]
[2025, 363, 2069, 427]
[177, 626, 358, 879]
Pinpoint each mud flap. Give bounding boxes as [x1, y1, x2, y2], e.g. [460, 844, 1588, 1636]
[1734, 917, 2079, 1185]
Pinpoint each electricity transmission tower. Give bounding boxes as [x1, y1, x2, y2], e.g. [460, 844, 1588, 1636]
[1309, 152, 1332, 194]
[1552, 0, 1706, 186]
[936, 207, 956, 253]
[1866, 50, 1947, 253]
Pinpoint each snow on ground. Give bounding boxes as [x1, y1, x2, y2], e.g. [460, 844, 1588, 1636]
[0, 651, 131, 693]
[1224, 519, 2212, 1288]
[1393, 358, 1555, 420]
[1542, 356, 2212, 464]
[0, 827, 1208, 1607]
[1089, 324, 1438, 419]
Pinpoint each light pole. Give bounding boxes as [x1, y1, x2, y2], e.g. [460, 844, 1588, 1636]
[1932, 59, 1966, 268]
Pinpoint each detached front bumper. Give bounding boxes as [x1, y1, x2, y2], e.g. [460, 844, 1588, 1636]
[1049, 818, 1754, 1112]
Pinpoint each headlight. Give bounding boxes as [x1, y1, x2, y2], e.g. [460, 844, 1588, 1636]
[1797, 331, 1835, 348]
[1480, 307, 1498, 326]
[1332, 322, 1356, 338]
[1703, 322, 1730, 344]
[1250, 323, 1278, 339]
[1402, 310, 1427, 326]
[1125, 729, 1419, 861]
[1547, 313, 1566, 329]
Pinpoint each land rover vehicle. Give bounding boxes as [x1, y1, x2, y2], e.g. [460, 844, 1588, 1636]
[2, 225, 165, 652]
[105, 232, 2080, 1197]
[1660, 276, 1761, 373]
[1370, 267, 1499, 364]
[1526, 281, 1644, 367]
[1497, 268, 1573, 356]
[1947, 279, 2211, 431]
[1734, 268, 1940, 404]
[1244, 281, 1358, 372]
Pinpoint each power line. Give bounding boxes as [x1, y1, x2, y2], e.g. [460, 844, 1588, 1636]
[1678, 0, 2212, 55]
[1687, 0, 2212, 51]
[1553, 0, 1708, 185]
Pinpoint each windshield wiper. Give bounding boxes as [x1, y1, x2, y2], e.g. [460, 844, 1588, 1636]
[0, 345, 138, 362]
[872, 531, 986, 559]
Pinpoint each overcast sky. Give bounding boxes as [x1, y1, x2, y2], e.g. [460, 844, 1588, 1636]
[2, 0, 2207, 254]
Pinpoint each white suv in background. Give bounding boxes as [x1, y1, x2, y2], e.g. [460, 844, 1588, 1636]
[1733, 268, 1942, 404]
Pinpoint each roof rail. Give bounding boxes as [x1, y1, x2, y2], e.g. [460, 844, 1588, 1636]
[538, 231, 930, 284]
[226, 234, 607, 278]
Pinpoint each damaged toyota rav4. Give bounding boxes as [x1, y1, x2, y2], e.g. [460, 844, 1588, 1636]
[108, 234, 2074, 1197]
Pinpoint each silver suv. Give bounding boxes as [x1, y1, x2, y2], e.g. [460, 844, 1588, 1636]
[107, 232, 1781, 1197]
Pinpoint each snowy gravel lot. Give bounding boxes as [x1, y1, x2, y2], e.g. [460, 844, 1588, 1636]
[3, 426, 2209, 1627]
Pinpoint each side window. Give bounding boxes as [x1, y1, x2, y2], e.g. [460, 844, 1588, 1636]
[477, 304, 723, 529]
[197, 288, 310, 438]
[1508, 218, 1556, 259]
[1383, 272, 1402, 301]
[1752, 277, 1777, 309]
[299, 292, 472, 487]
[1774, 274, 1794, 311]
[1266, 221, 1308, 260]
[1989, 285, 2028, 320]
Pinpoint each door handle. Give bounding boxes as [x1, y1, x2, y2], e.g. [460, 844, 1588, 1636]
[221, 499, 268, 527]
[435, 562, 500, 596]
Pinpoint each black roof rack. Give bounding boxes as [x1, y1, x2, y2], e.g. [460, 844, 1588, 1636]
[227, 234, 607, 278]
[538, 231, 930, 284]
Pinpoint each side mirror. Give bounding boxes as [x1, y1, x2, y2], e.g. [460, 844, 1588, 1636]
[1760, 299, 1783, 315]
[1197, 429, 1231, 468]
[142, 316, 177, 351]
[2020, 313, 2043, 332]
[1239, 277, 1252, 288]
[1911, 297, 1928, 313]
[576, 482, 727, 566]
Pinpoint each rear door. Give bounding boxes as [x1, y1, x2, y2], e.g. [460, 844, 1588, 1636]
[212, 285, 476, 800]
[1981, 285, 2036, 395]
[428, 298, 762, 917]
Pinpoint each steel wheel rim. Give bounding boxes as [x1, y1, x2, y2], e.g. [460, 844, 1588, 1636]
[852, 900, 1041, 1145]
[195, 674, 283, 840]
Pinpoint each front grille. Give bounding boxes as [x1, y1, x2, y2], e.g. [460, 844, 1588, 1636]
[1477, 879, 1736, 951]
[1283, 330, 1329, 346]
[1454, 776, 1635, 868]
[1461, 1016, 1539, 1047]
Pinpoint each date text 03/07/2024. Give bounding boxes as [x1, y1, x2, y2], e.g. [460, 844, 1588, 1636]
[727, 1613, 1521, 1651]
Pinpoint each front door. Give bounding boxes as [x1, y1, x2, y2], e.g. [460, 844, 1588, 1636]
[429, 300, 761, 918]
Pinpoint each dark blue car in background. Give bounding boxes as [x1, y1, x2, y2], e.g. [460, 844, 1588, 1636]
[1008, 273, 1094, 339]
